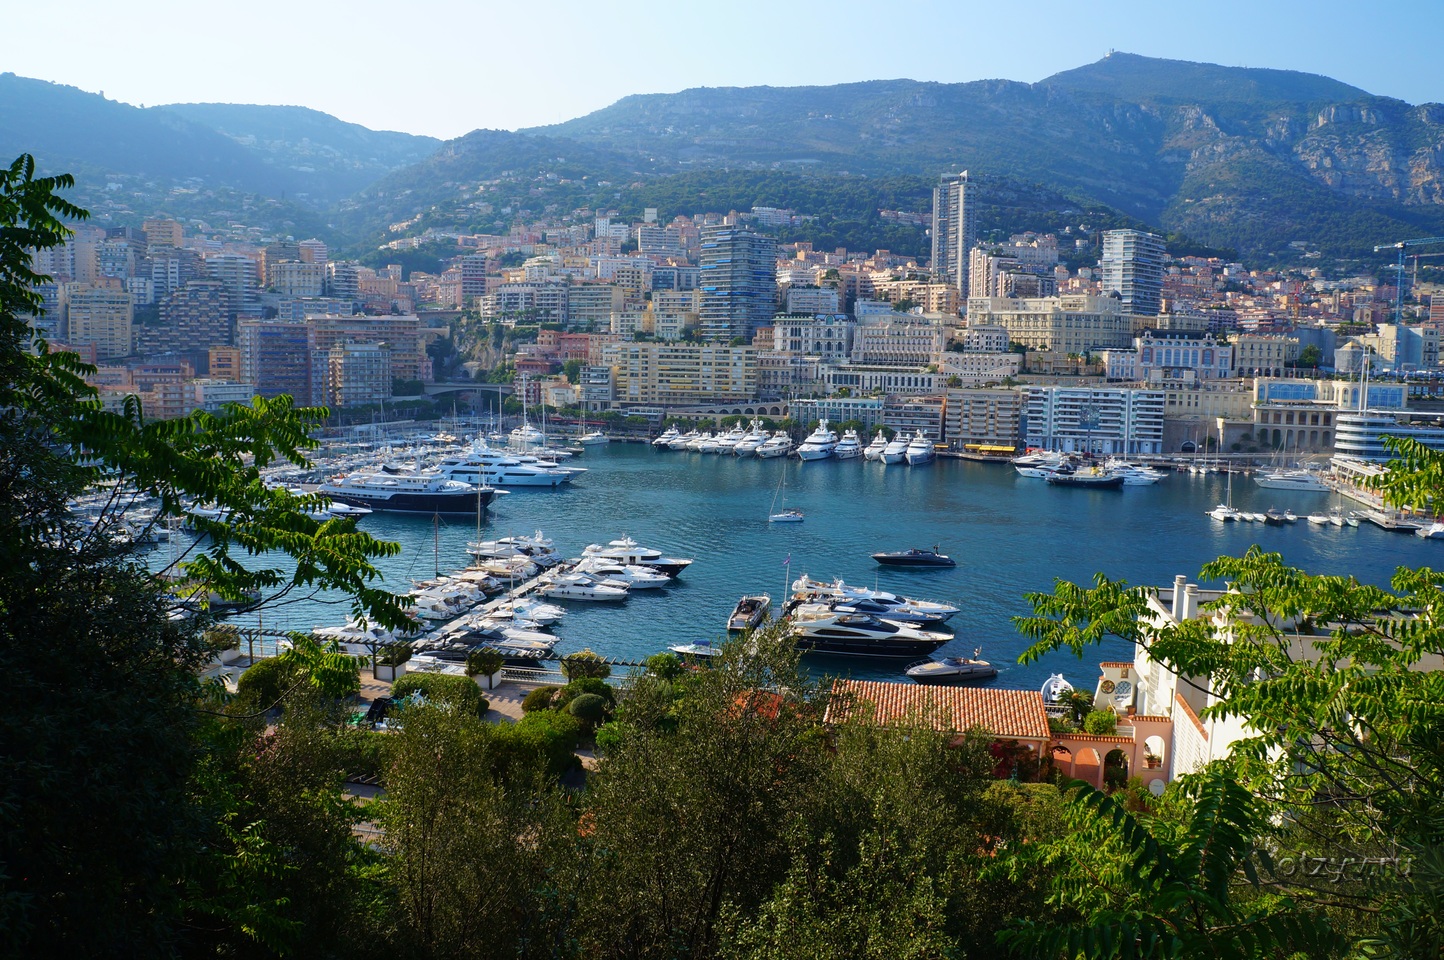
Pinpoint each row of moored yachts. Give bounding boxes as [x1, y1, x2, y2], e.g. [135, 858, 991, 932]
[1011, 451, 1168, 488]
[674, 576, 995, 685]
[653, 419, 939, 465]
[313, 534, 694, 666]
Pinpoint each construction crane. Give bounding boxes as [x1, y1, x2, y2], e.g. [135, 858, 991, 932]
[1374, 237, 1444, 324]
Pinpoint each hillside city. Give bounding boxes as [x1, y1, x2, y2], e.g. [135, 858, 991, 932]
[24, 168, 1443, 461]
[7, 39, 1444, 958]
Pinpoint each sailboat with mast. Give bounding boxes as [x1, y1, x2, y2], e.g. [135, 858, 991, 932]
[1207, 468, 1240, 521]
[768, 463, 804, 523]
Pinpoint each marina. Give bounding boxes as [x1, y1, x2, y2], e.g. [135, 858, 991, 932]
[197, 440, 1443, 691]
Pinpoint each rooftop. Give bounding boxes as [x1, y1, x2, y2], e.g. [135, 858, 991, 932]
[826, 679, 1051, 741]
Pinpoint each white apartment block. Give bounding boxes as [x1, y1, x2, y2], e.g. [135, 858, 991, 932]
[1023, 386, 1165, 455]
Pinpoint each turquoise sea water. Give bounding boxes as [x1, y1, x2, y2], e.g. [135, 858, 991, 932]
[242, 443, 1439, 692]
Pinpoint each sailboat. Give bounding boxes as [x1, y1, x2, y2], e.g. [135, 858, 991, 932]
[768, 463, 804, 523]
[1207, 468, 1239, 521]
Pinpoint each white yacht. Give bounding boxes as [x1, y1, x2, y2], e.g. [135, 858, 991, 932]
[755, 431, 794, 459]
[1416, 521, 1444, 540]
[537, 572, 629, 602]
[652, 426, 680, 448]
[1253, 469, 1331, 492]
[1104, 459, 1167, 485]
[790, 576, 959, 621]
[786, 609, 951, 659]
[667, 430, 700, 450]
[862, 431, 888, 462]
[466, 530, 558, 564]
[685, 431, 713, 452]
[796, 420, 839, 461]
[571, 557, 672, 589]
[833, 429, 863, 460]
[713, 425, 747, 454]
[881, 433, 909, 465]
[578, 431, 609, 446]
[905, 651, 999, 685]
[580, 535, 693, 577]
[903, 430, 936, 466]
[1012, 452, 1071, 479]
[733, 420, 769, 457]
[430, 439, 577, 488]
[486, 597, 566, 625]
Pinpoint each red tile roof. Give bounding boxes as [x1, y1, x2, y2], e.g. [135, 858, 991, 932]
[827, 679, 1050, 741]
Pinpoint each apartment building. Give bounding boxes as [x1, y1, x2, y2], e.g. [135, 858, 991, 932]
[604, 342, 757, 407]
[1023, 386, 1166, 455]
[67, 287, 133, 359]
[326, 342, 392, 408]
[968, 295, 1133, 354]
[944, 386, 1025, 451]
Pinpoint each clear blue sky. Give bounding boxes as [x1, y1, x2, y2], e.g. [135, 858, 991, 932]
[8, 0, 1440, 140]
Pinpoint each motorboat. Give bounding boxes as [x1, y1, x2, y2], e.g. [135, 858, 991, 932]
[685, 431, 713, 452]
[881, 434, 909, 465]
[733, 421, 769, 457]
[790, 576, 959, 622]
[799, 596, 950, 626]
[486, 598, 566, 625]
[1416, 521, 1444, 540]
[862, 431, 888, 462]
[796, 420, 839, 461]
[1253, 469, 1330, 492]
[786, 609, 950, 658]
[712, 425, 747, 454]
[905, 649, 998, 685]
[467, 530, 558, 564]
[667, 430, 700, 451]
[872, 547, 956, 568]
[581, 536, 694, 577]
[727, 594, 771, 632]
[755, 431, 795, 459]
[833, 429, 863, 460]
[1012, 451, 1071, 479]
[697, 433, 722, 454]
[1307, 512, 1331, 524]
[537, 572, 630, 602]
[578, 431, 609, 446]
[903, 430, 936, 466]
[668, 640, 725, 661]
[1041, 673, 1073, 703]
[572, 557, 672, 589]
[319, 469, 496, 515]
[1263, 508, 1287, 526]
[1104, 459, 1167, 485]
[1045, 465, 1124, 489]
[652, 426, 680, 448]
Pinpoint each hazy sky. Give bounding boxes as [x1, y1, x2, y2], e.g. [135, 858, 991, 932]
[8, 0, 1440, 140]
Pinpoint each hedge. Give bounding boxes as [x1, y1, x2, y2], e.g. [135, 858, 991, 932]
[391, 673, 488, 717]
[236, 656, 297, 709]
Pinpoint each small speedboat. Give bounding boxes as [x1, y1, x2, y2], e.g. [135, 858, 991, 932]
[668, 640, 725, 661]
[872, 547, 956, 568]
[905, 649, 998, 685]
[727, 594, 771, 632]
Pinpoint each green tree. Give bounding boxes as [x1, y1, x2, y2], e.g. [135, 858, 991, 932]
[562, 358, 583, 383]
[0, 155, 406, 955]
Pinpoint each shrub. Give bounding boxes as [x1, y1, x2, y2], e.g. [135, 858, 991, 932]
[644, 652, 684, 681]
[593, 720, 629, 755]
[236, 656, 297, 710]
[465, 648, 504, 678]
[391, 673, 487, 717]
[334, 729, 391, 782]
[1083, 709, 1118, 737]
[568, 693, 609, 730]
[506, 710, 581, 778]
[555, 677, 614, 711]
[522, 685, 561, 713]
[560, 649, 611, 680]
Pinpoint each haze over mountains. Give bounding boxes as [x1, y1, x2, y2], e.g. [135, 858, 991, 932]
[4, 52, 1443, 261]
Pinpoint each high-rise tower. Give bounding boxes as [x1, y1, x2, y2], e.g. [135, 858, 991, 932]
[931, 171, 978, 300]
[1100, 229, 1165, 317]
[698, 224, 777, 342]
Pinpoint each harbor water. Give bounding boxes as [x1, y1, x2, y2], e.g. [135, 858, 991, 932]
[243, 443, 1438, 692]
